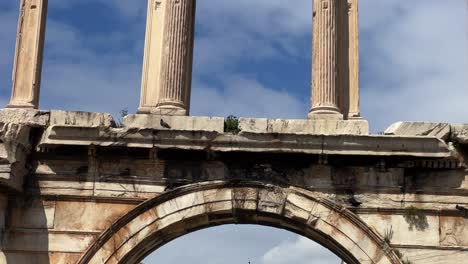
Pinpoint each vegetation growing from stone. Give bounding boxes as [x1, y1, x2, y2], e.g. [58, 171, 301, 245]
[385, 226, 413, 264]
[224, 115, 241, 134]
[116, 108, 129, 128]
[384, 226, 394, 244]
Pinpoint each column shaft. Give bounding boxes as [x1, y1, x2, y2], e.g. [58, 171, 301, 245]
[337, 0, 349, 119]
[7, 0, 48, 109]
[156, 0, 196, 116]
[309, 0, 343, 120]
[347, 0, 361, 119]
[139, 0, 166, 113]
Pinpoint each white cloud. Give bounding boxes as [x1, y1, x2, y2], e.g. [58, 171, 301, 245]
[261, 236, 340, 264]
[360, 0, 468, 131]
[192, 75, 307, 118]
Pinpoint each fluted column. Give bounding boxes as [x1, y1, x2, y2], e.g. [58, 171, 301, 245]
[156, 0, 196, 116]
[139, 0, 195, 116]
[347, 0, 361, 119]
[139, 0, 166, 114]
[309, 0, 343, 120]
[7, 0, 48, 109]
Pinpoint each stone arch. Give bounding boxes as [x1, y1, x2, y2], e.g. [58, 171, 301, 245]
[78, 182, 402, 264]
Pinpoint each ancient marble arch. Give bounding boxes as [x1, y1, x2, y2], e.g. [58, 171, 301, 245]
[1, 1, 468, 264]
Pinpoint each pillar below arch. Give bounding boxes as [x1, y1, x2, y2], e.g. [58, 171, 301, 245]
[139, 0, 196, 116]
[7, 0, 48, 109]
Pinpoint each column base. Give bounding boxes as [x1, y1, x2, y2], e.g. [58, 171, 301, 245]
[137, 106, 151, 114]
[308, 110, 343, 120]
[150, 106, 187, 116]
[5, 102, 37, 109]
[347, 112, 362, 120]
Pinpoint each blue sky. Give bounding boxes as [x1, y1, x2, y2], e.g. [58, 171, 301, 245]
[0, 1, 467, 263]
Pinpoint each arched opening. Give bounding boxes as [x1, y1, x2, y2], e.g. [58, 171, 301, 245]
[143, 225, 341, 264]
[78, 182, 402, 264]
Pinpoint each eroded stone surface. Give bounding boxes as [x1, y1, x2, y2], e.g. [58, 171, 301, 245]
[123, 114, 224, 132]
[50, 110, 115, 127]
[239, 118, 369, 135]
[0, 122, 32, 191]
[0, 109, 49, 127]
[452, 124, 468, 144]
[385, 122, 451, 139]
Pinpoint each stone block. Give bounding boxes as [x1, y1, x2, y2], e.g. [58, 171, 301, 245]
[258, 188, 286, 214]
[49, 110, 115, 127]
[0, 109, 49, 127]
[284, 193, 317, 222]
[123, 114, 224, 132]
[439, 216, 468, 246]
[54, 201, 135, 232]
[10, 200, 55, 229]
[38, 180, 95, 197]
[93, 182, 165, 199]
[233, 188, 258, 211]
[452, 124, 468, 144]
[4, 231, 96, 253]
[359, 214, 440, 247]
[384, 122, 451, 140]
[399, 248, 468, 264]
[305, 165, 334, 187]
[239, 118, 369, 135]
[0, 123, 33, 191]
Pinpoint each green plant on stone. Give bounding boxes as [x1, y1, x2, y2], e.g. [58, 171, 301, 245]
[394, 246, 413, 264]
[384, 226, 394, 244]
[224, 115, 241, 134]
[116, 108, 129, 128]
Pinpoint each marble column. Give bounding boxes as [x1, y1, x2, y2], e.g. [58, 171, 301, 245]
[138, 0, 196, 116]
[347, 0, 361, 119]
[138, 0, 167, 114]
[156, 0, 195, 116]
[309, 0, 343, 120]
[7, 0, 48, 109]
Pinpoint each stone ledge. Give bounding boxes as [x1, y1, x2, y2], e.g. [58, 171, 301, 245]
[452, 124, 468, 144]
[49, 110, 115, 127]
[0, 109, 49, 127]
[239, 118, 369, 135]
[384, 122, 451, 140]
[385, 122, 468, 144]
[0, 109, 116, 128]
[38, 125, 451, 158]
[123, 114, 224, 133]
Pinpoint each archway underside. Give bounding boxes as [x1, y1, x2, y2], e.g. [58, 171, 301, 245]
[78, 182, 402, 264]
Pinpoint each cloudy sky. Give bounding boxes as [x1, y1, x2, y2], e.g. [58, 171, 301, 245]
[0, 0, 467, 263]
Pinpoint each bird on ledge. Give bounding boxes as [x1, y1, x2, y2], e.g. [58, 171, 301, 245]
[160, 119, 171, 129]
